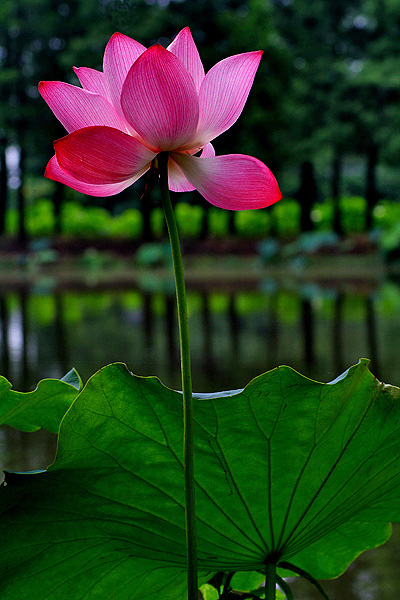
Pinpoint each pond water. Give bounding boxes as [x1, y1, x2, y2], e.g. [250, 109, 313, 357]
[1, 267, 400, 598]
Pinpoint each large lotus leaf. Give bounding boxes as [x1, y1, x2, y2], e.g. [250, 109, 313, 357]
[0, 368, 81, 433]
[0, 361, 400, 599]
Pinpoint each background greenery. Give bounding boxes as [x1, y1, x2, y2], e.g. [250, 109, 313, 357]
[1, 0, 400, 239]
[3, 195, 400, 239]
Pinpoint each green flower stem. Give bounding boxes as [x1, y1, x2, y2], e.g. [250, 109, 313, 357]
[265, 562, 276, 600]
[157, 152, 198, 600]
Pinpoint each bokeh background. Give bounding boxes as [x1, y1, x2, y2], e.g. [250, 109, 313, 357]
[2, 0, 400, 235]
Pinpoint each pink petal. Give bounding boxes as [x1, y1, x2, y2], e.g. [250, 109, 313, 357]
[103, 32, 146, 115]
[168, 158, 195, 192]
[168, 143, 215, 192]
[167, 27, 205, 93]
[199, 142, 216, 158]
[73, 66, 110, 100]
[54, 126, 155, 184]
[195, 51, 263, 146]
[39, 81, 128, 133]
[121, 44, 199, 152]
[171, 153, 282, 210]
[45, 155, 143, 197]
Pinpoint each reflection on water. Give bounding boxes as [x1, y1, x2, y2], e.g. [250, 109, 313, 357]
[2, 282, 396, 393]
[1, 276, 400, 598]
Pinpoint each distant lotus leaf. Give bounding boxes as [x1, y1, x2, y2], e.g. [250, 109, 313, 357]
[0, 360, 400, 599]
[0, 368, 81, 433]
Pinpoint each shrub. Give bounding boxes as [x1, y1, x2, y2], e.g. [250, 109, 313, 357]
[175, 202, 203, 238]
[235, 209, 270, 237]
[208, 207, 230, 237]
[151, 207, 164, 238]
[340, 196, 366, 233]
[62, 202, 112, 237]
[311, 201, 334, 230]
[26, 198, 55, 237]
[109, 209, 143, 238]
[373, 201, 400, 230]
[271, 198, 300, 237]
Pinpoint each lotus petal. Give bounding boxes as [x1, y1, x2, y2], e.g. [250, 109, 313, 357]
[121, 45, 199, 152]
[54, 126, 155, 184]
[195, 51, 262, 146]
[167, 27, 205, 92]
[73, 66, 110, 100]
[39, 81, 127, 133]
[172, 152, 282, 209]
[168, 143, 215, 192]
[103, 32, 146, 115]
[45, 155, 145, 197]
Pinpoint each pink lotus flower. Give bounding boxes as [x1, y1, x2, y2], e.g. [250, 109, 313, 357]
[39, 27, 281, 210]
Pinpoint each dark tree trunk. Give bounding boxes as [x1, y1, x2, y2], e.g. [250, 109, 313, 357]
[199, 202, 209, 240]
[54, 293, 69, 375]
[228, 293, 240, 357]
[53, 182, 64, 236]
[366, 295, 380, 379]
[139, 164, 159, 242]
[267, 293, 279, 362]
[333, 292, 344, 375]
[19, 288, 30, 390]
[17, 144, 27, 245]
[298, 160, 317, 232]
[365, 145, 379, 231]
[332, 152, 343, 236]
[143, 292, 153, 350]
[0, 295, 10, 379]
[165, 294, 177, 373]
[141, 196, 153, 242]
[201, 291, 216, 377]
[0, 137, 7, 236]
[301, 298, 314, 368]
[227, 211, 235, 236]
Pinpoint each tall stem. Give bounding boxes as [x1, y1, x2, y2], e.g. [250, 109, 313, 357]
[158, 152, 198, 600]
[265, 562, 276, 600]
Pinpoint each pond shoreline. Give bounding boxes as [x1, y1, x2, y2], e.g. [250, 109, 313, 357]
[0, 253, 387, 294]
[0, 233, 393, 294]
[0, 231, 380, 255]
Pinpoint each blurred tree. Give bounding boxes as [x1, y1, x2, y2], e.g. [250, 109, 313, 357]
[0, 135, 7, 235]
[273, 0, 400, 216]
[298, 160, 318, 232]
[272, 0, 364, 189]
[0, 0, 117, 240]
[217, 0, 295, 172]
[106, 0, 294, 234]
[0, 0, 294, 237]
[1, 0, 400, 240]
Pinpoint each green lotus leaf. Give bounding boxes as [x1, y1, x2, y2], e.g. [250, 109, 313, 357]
[199, 584, 219, 600]
[230, 571, 265, 592]
[0, 360, 400, 599]
[0, 368, 81, 433]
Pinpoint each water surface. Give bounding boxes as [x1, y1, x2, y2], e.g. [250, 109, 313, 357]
[1, 270, 400, 598]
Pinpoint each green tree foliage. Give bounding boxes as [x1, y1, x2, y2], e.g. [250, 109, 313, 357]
[272, 0, 400, 199]
[1, 0, 399, 221]
[0, 0, 294, 188]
